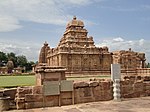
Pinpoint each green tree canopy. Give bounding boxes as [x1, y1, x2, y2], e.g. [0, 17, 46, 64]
[146, 63, 150, 68]
[0, 51, 35, 72]
[0, 51, 8, 66]
[25, 61, 35, 72]
[17, 55, 27, 67]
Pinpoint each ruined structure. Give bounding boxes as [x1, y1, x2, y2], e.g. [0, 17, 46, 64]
[112, 48, 146, 70]
[39, 17, 146, 75]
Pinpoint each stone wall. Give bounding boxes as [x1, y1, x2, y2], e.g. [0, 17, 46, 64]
[0, 88, 17, 110]
[14, 77, 150, 110]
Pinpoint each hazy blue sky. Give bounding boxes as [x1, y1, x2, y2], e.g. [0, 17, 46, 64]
[0, 0, 150, 62]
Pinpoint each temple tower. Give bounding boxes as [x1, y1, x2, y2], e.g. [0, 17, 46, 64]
[39, 41, 50, 64]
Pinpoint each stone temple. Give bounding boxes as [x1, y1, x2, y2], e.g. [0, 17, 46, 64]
[39, 16, 146, 75]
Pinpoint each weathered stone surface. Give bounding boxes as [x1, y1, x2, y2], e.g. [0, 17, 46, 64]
[25, 101, 59, 109]
[88, 81, 99, 87]
[99, 81, 112, 90]
[74, 81, 89, 88]
[61, 92, 73, 105]
[25, 102, 43, 109]
[143, 76, 150, 81]
[45, 95, 59, 103]
[0, 97, 10, 111]
[35, 66, 66, 86]
[133, 81, 144, 92]
[61, 92, 72, 99]
[144, 82, 150, 96]
[112, 49, 146, 70]
[0, 91, 3, 97]
[13, 79, 150, 110]
[3, 88, 17, 100]
[16, 102, 25, 109]
[32, 86, 43, 94]
[17, 87, 32, 96]
[15, 98, 25, 102]
[61, 98, 72, 105]
[25, 94, 43, 102]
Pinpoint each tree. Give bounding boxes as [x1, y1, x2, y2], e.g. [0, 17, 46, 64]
[0, 51, 36, 73]
[25, 61, 35, 72]
[146, 63, 150, 68]
[0, 51, 8, 66]
[17, 55, 27, 67]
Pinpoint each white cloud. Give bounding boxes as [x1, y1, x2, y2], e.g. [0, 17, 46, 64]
[113, 37, 124, 42]
[96, 37, 150, 62]
[139, 39, 145, 46]
[0, 15, 22, 32]
[0, 0, 98, 32]
[62, 0, 94, 6]
[0, 40, 41, 61]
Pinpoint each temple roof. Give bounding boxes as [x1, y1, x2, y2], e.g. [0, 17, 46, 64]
[66, 16, 84, 28]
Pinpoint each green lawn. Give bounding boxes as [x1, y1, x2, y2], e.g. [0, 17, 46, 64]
[0, 75, 110, 88]
[0, 75, 35, 88]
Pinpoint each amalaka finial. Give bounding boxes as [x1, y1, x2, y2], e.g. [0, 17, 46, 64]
[44, 41, 48, 46]
[73, 16, 77, 20]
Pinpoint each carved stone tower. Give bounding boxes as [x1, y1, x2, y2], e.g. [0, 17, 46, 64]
[39, 41, 50, 64]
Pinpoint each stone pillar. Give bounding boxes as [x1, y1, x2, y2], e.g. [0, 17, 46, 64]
[113, 79, 121, 101]
[111, 64, 121, 101]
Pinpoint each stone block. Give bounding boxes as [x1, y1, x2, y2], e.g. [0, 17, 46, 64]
[45, 98, 59, 106]
[100, 81, 111, 90]
[0, 97, 10, 111]
[121, 80, 130, 85]
[25, 94, 43, 102]
[25, 100, 59, 109]
[145, 90, 150, 96]
[121, 86, 133, 95]
[15, 98, 25, 103]
[25, 102, 43, 109]
[61, 98, 72, 105]
[74, 81, 89, 88]
[9, 100, 16, 109]
[88, 81, 99, 87]
[123, 91, 144, 98]
[61, 92, 72, 99]
[92, 86, 101, 96]
[143, 76, 150, 81]
[17, 87, 32, 96]
[133, 81, 144, 92]
[16, 102, 25, 109]
[123, 93, 135, 98]
[32, 86, 43, 94]
[83, 87, 93, 97]
[45, 95, 59, 103]
[144, 82, 150, 90]
[0, 91, 3, 97]
[3, 88, 17, 100]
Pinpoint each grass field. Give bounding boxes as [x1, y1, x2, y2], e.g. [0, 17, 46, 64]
[0, 75, 35, 88]
[0, 75, 110, 88]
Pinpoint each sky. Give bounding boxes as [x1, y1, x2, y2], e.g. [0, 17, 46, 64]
[0, 0, 150, 62]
